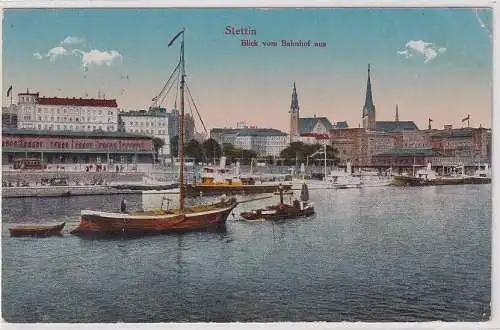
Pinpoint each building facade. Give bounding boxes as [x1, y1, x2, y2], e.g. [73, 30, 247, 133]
[167, 108, 196, 142]
[428, 126, 491, 163]
[2, 129, 154, 166]
[119, 107, 170, 157]
[210, 127, 288, 157]
[2, 105, 17, 129]
[16, 91, 120, 132]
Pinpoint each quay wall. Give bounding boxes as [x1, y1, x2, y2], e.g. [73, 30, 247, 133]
[1, 186, 142, 198]
[2, 170, 145, 186]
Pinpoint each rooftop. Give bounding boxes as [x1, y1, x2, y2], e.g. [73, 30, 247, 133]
[211, 127, 287, 137]
[429, 127, 487, 138]
[299, 117, 334, 135]
[39, 97, 118, 108]
[120, 109, 168, 117]
[375, 121, 419, 132]
[333, 121, 349, 129]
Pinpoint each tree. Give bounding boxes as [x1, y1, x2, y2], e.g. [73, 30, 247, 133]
[279, 141, 340, 166]
[152, 137, 165, 162]
[279, 141, 307, 165]
[222, 143, 236, 163]
[202, 138, 222, 163]
[308, 144, 340, 166]
[185, 139, 204, 162]
[239, 149, 257, 165]
[170, 135, 179, 158]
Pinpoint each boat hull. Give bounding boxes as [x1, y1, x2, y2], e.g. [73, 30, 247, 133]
[186, 183, 292, 197]
[240, 205, 315, 221]
[71, 202, 237, 237]
[9, 222, 65, 237]
[392, 175, 492, 186]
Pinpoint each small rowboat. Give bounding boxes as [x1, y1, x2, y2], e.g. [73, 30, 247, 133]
[9, 222, 65, 237]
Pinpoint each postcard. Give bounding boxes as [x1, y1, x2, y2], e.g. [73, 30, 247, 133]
[1, 5, 493, 325]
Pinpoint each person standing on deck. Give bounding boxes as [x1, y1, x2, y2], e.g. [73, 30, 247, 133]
[121, 199, 127, 213]
[278, 183, 284, 204]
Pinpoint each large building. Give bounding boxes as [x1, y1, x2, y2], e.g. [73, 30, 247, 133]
[16, 90, 120, 132]
[119, 107, 170, 157]
[288, 82, 348, 145]
[428, 126, 491, 163]
[2, 129, 154, 166]
[210, 126, 288, 157]
[2, 105, 17, 129]
[167, 108, 196, 142]
[329, 65, 490, 168]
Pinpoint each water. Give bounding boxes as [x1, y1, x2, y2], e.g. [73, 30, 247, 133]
[1, 185, 491, 322]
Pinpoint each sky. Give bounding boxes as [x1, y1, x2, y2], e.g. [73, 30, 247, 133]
[2, 7, 493, 132]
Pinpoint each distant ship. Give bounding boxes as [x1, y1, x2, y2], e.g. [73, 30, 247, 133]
[185, 157, 292, 197]
[392, 162, 491, 186]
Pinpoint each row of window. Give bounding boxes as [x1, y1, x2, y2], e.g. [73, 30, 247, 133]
[38, 108, 115, 116]
[30, 124, 116, 132]
[127, 129, 167, 135]
[33, 116, 114, 123]
[126, 121, 167, 127]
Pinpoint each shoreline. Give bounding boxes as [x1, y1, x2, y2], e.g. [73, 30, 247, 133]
[1, 185, 143, 198]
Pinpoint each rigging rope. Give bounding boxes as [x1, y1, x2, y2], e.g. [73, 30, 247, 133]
[152, 60, 181, 108]
[185, 80, 208, 134]
[159, 63, 181, 108]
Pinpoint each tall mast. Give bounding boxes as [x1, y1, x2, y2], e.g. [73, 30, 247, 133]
[179, 29, 186, 212]
[168, 28, 186, 212]
[323, 143, 327, 181]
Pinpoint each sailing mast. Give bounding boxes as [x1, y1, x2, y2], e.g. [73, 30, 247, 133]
[169, 28, 186, 212]
[323, 143, 327, 181]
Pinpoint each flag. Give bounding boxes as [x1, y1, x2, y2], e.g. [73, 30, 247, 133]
[152, 96, 158, 102]
[168, 29, 184, 47]
[462, 114, 470, 122]
[6, 85, 12, 97]
[429, 118, 433, 122]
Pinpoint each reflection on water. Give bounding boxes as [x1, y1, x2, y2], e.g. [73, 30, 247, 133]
[1, 185, 491, 322]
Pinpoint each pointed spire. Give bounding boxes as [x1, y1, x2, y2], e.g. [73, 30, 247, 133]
[290, 81, 299, 110]
[395, 104, 399, 122]
[362, 64, 374, 117]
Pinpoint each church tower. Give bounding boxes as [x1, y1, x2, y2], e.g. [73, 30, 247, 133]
[289, 82, 300, 143]
[362, 64, 376, 131]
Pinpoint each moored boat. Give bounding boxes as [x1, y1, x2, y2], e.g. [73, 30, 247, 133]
[240, 182, 315, 221]
[71, 198, 237, 236]
[186, 157, 292, 197]
[392, 162, 491, 186]
[326, 161, 362, 189]
[71, 29, 239, 237]
[9, 222, 65, 237]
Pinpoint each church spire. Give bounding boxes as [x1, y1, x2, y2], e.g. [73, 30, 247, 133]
[289, 81, 300, 143]
[290, 81, 299, 110]
[362, 64, 375, 117]
[395, 104, 399, 122]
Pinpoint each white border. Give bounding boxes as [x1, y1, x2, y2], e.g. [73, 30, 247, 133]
[0, 1, 497, 330]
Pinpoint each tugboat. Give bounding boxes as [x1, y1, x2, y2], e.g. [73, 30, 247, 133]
[240, 182, 315, 221]
[185, 157, 292, 197]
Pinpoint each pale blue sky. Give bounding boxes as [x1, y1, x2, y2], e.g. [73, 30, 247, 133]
[2, 8, 493, 131]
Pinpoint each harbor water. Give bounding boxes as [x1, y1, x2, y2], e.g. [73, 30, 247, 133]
[1, 184, 491, 322]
